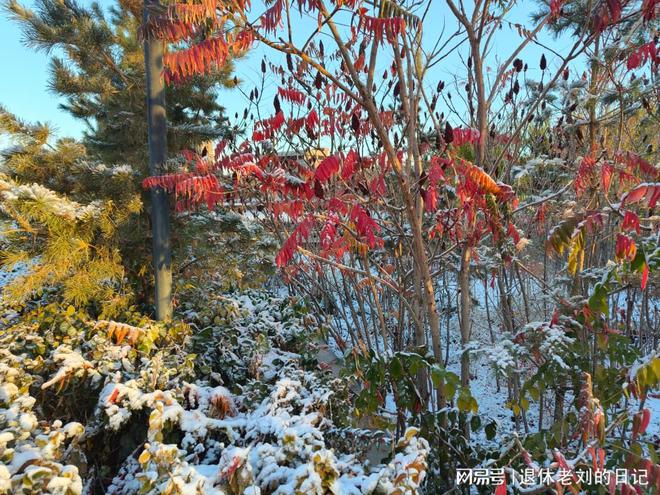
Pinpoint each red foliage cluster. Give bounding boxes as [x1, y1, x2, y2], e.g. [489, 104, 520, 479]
[261, 0, 283, 33]
[143, 173, 224, 211]
[350, 204, 381, 248]
[278, 87, 307, 105]
[627, 41, 659, 70]
[314, 155, 341, 183]
[615, 151, 659, 180]
[252, 111, 286, 141]
[642, 0, 660, 20]
[549, 0, 565, 20]
[464, 162, 501, 195]
[452, 127, 480, 147]
[621, 210, 641, 234]
[164, 37, 228, 84]
[575, 156, 597, 197]
[168, 0, 217, 25]
[230, 29, 255, 52]
[592, 0, 623, 32]
[139, 18, 196, 42]
[358, 15, 406, 45]
[615, 233, 637, 262]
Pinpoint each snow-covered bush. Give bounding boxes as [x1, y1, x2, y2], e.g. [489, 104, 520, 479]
[0, 350, 85, 495]
[0, 290, 429, 493]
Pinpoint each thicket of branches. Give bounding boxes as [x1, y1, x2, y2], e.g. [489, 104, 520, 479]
[141, 0, 660, 491]
[0, 0, 658, 493]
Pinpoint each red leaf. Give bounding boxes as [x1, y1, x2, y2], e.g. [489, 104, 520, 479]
[452, 127, 480, 147]
[423, 186, 437, 212]
[261, 0, 284, 33]
[508, 222, 521, 244]
[622, 211, 641, 234]
[575, 155, 597, 196]
[306, 109, 319, 130]
[315, 155, 341, 183]
[164, 37, 229, 83]
[320, 215, 338, 250]
[429, 157, 446, 184]
[601, 163, 613, 192]
[641, 264, 649, 290]
[465, 163, 501, 194]
[615, 233, 637, 262]
[369, 175, 386, 197]
[550, 0, 564, 19]
[342, 150, 358, 180]
[615, 152, 659, 180]
[607, 0, 622, 23]
[642, 0, 659, 21]
[627, 42, 659, 70]
[350, 204, 381, 248]
[622, 183, 660, 207]
[278, 87, 307, 105]
[275, 216, 315, 267]
[641, 408, 651, 434]
[358, 15, 406, 45]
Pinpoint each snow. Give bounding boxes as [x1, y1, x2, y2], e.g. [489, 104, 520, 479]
[0, 179, 101, 220]
[40, 346, 99, 389]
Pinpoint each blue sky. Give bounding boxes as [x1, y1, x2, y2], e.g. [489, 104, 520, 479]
[0, 0, 568, 141]
[0, 1, 88, 137]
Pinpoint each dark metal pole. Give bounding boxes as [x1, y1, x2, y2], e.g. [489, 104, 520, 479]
[143, 0, 172, 320]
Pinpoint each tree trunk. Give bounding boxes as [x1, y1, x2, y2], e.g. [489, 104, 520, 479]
[144, 0, 172, 320]
[459, 245, 472, 387]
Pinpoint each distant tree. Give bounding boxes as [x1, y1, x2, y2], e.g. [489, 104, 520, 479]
[4, 0, 248, 315]
[6, 0, 237, 166]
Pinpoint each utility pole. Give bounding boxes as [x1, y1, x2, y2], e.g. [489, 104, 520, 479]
[143, 0, 172, 320]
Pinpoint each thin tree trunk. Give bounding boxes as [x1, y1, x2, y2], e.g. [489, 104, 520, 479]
[459, 245, 472, 387]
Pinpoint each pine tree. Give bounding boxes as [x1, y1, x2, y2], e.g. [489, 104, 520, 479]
[4, 0, 246, 314]
[0, 108, 141, 316]
[6, 0, 237, 167]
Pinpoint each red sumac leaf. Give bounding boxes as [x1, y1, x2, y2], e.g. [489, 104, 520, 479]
[276, 215, 314, 267]
[627, 42, 659, 70]
[314, 155, 341, 183]
[622, 211, 641, 234]
[622, 183, 660, 207]
[350, 204, 381, 248]
[466, 163, 501, 194]
[342, 150, 358, 180]
[550, 0, 564, 19]
[615, 233, 637, 262]
[641, 264, 649, 290]
[601, 163, 613, 192]
[640, 408, 651, 434]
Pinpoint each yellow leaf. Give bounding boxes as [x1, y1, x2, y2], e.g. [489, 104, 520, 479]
[138, 449, 151, 464]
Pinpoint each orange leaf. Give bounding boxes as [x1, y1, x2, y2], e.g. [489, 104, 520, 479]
[641, 264, 649, 290]
[466, 163, 501, 194]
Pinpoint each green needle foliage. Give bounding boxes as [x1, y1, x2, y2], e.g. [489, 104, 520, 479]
[1, 0, 258, 315]
[5, 0, 237, 166]
[0, 109, 141, 316]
